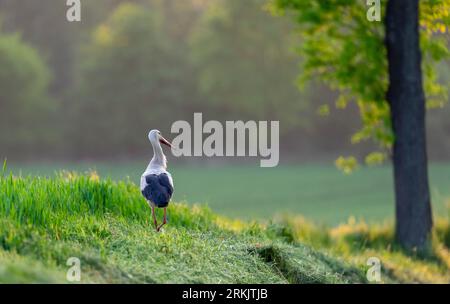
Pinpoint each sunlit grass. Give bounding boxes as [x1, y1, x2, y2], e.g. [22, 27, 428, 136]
[0, 170, 449, 283]
[7, 162, 450, 225]
[273, 214, 450, 283]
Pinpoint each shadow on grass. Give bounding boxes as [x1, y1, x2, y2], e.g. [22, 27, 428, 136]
[251, 243, 367, 284]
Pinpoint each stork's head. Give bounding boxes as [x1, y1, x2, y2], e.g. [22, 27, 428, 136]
[148, 129, 173, 149]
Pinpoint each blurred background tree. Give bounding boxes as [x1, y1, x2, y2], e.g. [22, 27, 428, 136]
[72, 3, 187, 157]
[0, 31, 55, 158]
[0, 0, 448, 163]
[190, 0, 307, 134]
[0, 0, 77, 97]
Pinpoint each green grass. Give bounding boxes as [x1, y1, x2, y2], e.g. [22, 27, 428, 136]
[7, 162, 450, 225]
[0, 170, 449, 283]
[0, 171, 364, 283]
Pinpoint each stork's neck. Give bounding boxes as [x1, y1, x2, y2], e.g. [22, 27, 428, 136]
[148, 140, 167, 170]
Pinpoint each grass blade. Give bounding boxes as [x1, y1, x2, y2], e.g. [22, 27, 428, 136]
[2, 158, 7, 175]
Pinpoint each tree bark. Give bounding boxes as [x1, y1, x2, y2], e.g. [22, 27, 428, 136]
[385, 0, 432, 251]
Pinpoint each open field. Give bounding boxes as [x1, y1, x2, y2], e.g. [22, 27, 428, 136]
[7, 162, 450, 225]
[0, 171, 449, 283]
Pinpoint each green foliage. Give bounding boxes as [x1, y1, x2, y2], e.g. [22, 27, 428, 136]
[365, 152, 386, 166]
[273, 0, 450, 164]
[420, 1, 450, 108]
[0, 32, 54, 157]
[335, 156, 359, 174]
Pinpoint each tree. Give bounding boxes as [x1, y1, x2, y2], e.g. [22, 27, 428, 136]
[385, 0, 433, 251]
[0, 32, 53, 158]
[274, 0, 450, 251]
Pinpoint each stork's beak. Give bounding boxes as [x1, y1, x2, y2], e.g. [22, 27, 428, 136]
[159, 135, 174, 149]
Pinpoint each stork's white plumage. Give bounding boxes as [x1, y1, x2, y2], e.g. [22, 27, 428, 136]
[140, 129, 174, 232]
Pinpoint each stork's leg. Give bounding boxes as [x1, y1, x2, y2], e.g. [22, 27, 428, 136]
[157, 208, 167, 232]
[151, 206, 158, 231]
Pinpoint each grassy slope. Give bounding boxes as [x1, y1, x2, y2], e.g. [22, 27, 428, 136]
[0, 171, 449, 283]
[8, 162, 450, 225]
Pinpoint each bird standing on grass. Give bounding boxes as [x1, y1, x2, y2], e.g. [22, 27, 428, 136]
[140, 130, 174, 232]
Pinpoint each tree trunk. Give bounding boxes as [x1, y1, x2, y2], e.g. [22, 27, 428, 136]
[385, 0, 432, 251]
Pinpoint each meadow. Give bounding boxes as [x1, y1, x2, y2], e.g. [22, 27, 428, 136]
[7, 162, 450, 225]
[0, 168, 449, 283]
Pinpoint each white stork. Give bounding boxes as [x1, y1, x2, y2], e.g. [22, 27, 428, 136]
[140, 129, 174, 232]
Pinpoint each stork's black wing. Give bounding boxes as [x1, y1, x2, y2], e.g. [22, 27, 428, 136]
[141, 173, 173, 207]
[157, 173, 174, 196]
